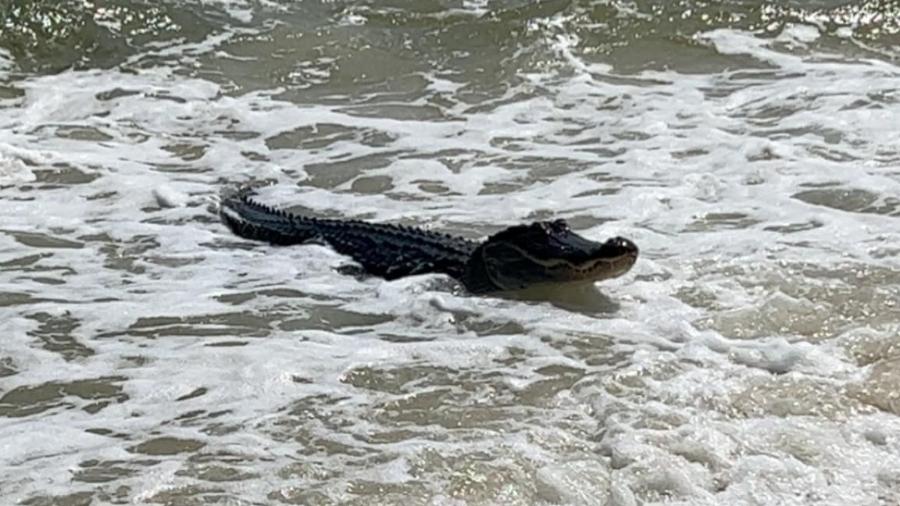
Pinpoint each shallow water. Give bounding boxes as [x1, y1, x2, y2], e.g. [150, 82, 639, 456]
[1, 1, 900, 504]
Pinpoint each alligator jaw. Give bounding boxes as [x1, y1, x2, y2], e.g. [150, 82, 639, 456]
[571, 236, 639, 282]
[470, 223, 639, 291]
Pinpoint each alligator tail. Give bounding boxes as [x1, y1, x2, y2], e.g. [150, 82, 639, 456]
[220, 188, 321, 245]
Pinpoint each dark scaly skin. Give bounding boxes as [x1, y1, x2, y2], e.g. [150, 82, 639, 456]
[221, 188, 481, 283]
[220, 187, 638, 293]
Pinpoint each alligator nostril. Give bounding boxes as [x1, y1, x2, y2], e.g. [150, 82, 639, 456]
[610, 236, 638, 253]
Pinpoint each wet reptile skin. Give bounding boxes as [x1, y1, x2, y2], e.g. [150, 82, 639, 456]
[221, 187, 638, 293]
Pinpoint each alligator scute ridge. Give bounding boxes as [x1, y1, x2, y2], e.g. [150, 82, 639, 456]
[220, 186, 638, 294]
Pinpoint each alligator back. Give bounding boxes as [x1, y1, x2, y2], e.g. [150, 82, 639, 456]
[221, 189, 479, 281]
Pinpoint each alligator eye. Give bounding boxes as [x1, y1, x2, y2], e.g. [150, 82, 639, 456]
[551, 219, 569, 231]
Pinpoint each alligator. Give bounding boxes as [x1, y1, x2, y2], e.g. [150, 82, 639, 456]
[221, 187, 638, 294]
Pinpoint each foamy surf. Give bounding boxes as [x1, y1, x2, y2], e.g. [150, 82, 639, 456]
[1, 1, 900, 504]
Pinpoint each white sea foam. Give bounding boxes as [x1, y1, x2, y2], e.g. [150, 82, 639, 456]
[0, 48, 12, 72]
[0, 150, 33, 184]
[1, 11, 899, 505]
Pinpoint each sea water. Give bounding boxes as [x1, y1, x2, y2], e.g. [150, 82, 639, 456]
[1, 1, 899, 504]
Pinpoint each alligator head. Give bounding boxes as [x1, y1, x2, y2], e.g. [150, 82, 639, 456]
[464, 219, 638, 292]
